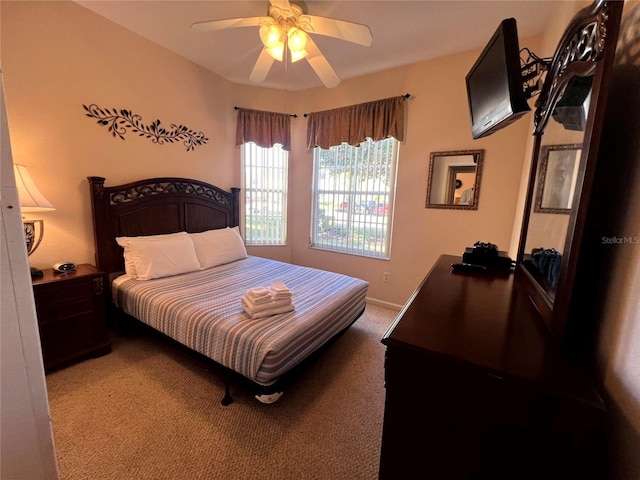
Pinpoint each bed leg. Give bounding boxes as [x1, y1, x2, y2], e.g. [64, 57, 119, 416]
[221, 381, 233, 406]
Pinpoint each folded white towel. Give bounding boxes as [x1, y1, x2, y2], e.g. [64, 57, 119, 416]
[269, 290, 292, 300]
[246, 294, 272, 305]
[243, 302, 295, 319]
[247, 286, 270, 296]
[269, 282, 292, 300]
[270, 281, 291, 294]
[246, 286, 272, 304]
[241, 296, 292, 314]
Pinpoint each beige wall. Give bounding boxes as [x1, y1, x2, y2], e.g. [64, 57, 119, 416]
[1, 0, 533, 307]
[595, 1, 640, 476]
[288, 51, 533, 306]
[3, 1, 640, 478]
[508, 0, 590, 255]
[1, 1, 240, 271]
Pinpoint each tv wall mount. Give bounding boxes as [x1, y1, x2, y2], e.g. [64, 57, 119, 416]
[520, 48, 551, 99]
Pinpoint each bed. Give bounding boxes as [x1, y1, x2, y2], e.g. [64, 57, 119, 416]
[87, 176, 368, 404]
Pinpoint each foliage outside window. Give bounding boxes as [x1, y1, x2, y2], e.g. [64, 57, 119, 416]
[311, 137, 398, 258]
[242, 142, 288, 245]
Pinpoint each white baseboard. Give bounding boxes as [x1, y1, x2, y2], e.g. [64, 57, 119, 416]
[365, 297, 403, 311]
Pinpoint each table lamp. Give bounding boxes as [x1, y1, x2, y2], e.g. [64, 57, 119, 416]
[14, 164, 55, 278]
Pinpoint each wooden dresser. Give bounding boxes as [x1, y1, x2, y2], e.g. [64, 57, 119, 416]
[379, 255, 606, 479]
[32, 264, 111, 371]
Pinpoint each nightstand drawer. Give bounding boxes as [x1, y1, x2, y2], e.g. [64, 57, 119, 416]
[33, 278, 100, 324]
[38, 312, 100, 365]
[32, 264, 111, 371]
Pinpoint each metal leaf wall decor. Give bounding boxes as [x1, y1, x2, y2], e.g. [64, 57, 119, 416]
[83, 104, 208, 151]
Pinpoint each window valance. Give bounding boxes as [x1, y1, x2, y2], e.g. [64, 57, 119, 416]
[306, 95, 406, 150]
[235, 108, 292, 151]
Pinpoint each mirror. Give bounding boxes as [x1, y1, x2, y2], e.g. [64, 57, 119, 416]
[520, 76, 592, 309]
[523, 102, 590, 259]
[425, 149, 484, 210]
[534, 144, 582, 214]
[515, 0, 623, 339]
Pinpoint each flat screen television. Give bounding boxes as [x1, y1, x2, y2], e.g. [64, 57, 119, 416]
[466, 18, 531, 139]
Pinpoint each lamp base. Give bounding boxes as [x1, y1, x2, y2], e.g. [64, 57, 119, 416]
[30, 267, 44, 279]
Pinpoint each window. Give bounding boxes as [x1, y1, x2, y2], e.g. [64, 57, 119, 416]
[242, 142, 288, 245]
[311, 137, 398, 258]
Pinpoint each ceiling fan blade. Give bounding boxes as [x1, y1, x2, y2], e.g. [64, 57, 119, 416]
[191, 17, 265, 32]
[269, 0, 291, 10]
[304, 15, 373, 47]
[305, 37, 340, 88]
[250, 48, 276, 83]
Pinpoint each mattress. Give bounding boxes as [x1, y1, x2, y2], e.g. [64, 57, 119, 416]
[112, 256, 368, 385]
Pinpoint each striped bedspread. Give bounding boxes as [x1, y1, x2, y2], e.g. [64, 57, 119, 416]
[112, 256, 368, 385]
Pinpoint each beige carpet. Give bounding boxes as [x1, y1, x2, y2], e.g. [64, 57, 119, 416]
[45, 304, 397, 480]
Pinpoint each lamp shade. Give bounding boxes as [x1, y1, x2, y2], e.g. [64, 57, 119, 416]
[266, 42, 285, 61]
[259, 24, 283, 49]
[287, 28, 308, 52]
[290, 48, 308, 63]
[13, 164, 55, 212]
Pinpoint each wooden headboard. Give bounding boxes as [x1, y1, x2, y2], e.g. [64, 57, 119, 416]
[88, 176, 240, 274]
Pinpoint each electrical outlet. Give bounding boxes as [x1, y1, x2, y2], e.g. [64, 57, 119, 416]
[383, 272, 390, 283]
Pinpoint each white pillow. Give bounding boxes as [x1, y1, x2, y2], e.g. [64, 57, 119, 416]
[115, 232, 201, 280]
[189, 226, 247, 270]
[116, 231, 186, 278]
[121, 247, 138, 278]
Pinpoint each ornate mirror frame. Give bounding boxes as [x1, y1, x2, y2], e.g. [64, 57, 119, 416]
[534, 143, 583, 214]
[425, 149, 484, 210]
[516, 0, 623, 338]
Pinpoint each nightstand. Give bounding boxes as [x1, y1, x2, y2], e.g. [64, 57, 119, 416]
[32, 264, 111, 371]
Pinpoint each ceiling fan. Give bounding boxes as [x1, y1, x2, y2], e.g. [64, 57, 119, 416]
[191, 0, 373, 88]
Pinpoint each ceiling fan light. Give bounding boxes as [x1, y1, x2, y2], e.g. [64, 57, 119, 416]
[266, 42, 284, 61]
[259, 24, 283, 49]
[290, 48, 308, 63]
[287, 28, 308, 52]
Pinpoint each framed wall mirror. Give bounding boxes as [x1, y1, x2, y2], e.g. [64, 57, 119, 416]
[425, 149, 484, 210]
[534, 144, 583, 214]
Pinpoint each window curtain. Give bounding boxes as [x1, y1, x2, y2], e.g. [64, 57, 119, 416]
[235, 108, 292, 151]
[306, 96, 405, 150]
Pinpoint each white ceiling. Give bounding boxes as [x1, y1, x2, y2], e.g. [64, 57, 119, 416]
[74, 0, 559, 91]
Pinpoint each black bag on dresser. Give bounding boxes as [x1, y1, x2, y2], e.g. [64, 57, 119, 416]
[462, 242, 514, 271]
[530, 248, 562, 288]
